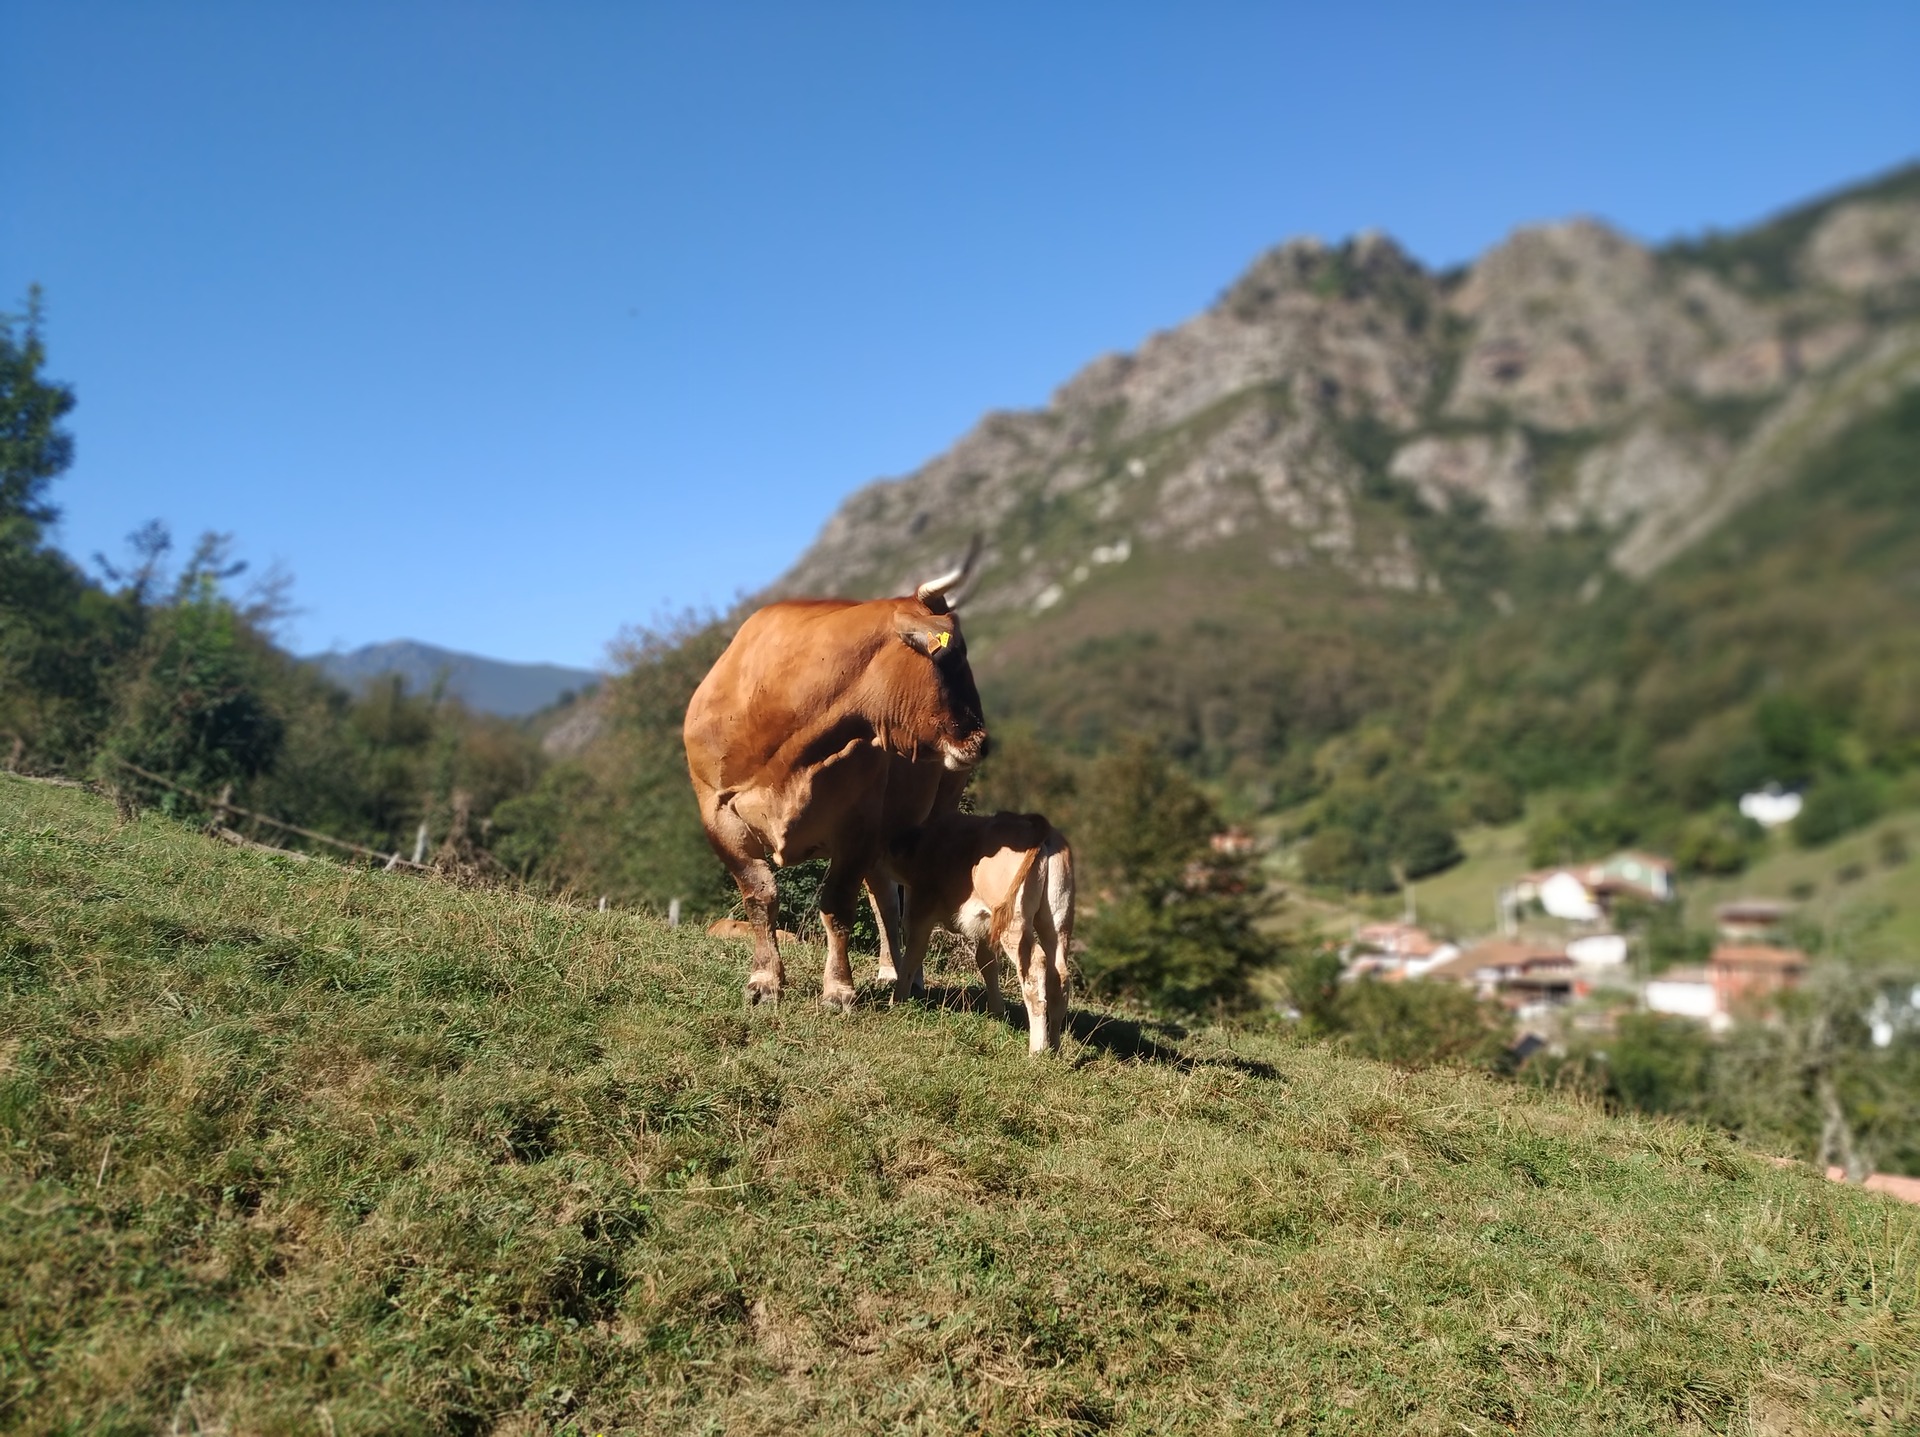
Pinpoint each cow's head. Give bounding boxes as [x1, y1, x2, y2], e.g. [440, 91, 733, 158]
[896, 540, 988, 769]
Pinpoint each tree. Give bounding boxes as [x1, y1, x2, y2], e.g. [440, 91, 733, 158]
[98, 545, 286, 802]
[0, 290, 142, 773]
[1073, 738, 1279, 1016]
[0, 287, 75, 537]
[490, 612, 735, 915]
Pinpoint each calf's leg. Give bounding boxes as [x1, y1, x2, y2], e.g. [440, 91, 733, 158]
[1029, 907, 1069, 1052]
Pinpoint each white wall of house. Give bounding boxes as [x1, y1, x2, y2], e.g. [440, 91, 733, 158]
[1645, 978, 1718, 1020]
[1568, 934, 1628, 967]
[1540, 871, 1602, 922]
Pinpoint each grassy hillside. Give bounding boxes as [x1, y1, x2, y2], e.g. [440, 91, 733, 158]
[1379, 807, 1920, 953]
[3, 777, 1917, 1434]
[1683, 808, 1920, 957]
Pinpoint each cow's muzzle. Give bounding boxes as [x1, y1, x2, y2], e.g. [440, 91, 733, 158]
[940, 731, 989, 771]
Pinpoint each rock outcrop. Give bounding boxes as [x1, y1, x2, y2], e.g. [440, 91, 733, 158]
[775, 164, 1920, 611]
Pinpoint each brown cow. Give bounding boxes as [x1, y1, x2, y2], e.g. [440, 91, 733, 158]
[682, 549, 987, 1008]
[880, 810, 1074, 1053]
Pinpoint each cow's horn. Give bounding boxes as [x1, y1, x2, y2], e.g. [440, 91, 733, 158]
[915, 535, 982, 614]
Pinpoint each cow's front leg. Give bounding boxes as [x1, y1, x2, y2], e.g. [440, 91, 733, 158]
[817, 855, 865, 1012]
[735, 857, 784, 1005]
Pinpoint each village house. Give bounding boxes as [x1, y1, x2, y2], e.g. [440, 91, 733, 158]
[1420, 939, 1580, 1016]
[1346, 922, 1459, 979]
[1710, 943, 1809, 1014]
[1505, 850, 1675, 925]
[1644, 967, 1726, 1029]
[1713, 898, 1795, 942]
[1643, 943, 1808, 1028]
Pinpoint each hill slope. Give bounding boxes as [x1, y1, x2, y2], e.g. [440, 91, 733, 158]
[3, 776, 1916, 1432]
[307, 639, 600, 719]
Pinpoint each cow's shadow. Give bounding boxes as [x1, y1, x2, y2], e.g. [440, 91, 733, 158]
[893, 979, 1282, 1081]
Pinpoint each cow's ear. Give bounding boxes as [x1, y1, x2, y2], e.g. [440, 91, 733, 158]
[894, 612, 955, 658]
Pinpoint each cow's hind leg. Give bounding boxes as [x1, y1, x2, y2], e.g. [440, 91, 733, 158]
[891, 906, 938, 1007]
[1029, 905, 1069, 1052]
[816, 854, 866, 1012]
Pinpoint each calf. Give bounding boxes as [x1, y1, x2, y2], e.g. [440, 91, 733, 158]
[885, 811, 1074, 1053]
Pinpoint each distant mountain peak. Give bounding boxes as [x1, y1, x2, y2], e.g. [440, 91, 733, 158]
[306, 640, 600, 719]
[775, 161, 1920, 612]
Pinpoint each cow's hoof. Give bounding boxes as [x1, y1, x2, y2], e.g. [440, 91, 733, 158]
[876, 964, 898, 985]
[744, 979, 782, 1008]
[820, 984, 857, 1013]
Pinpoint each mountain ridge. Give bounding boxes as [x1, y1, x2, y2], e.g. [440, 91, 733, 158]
[774, 161, 1920, 612]
[306, 639, 599, 719]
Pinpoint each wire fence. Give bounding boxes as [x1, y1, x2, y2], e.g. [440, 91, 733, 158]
[108, 758, 436, 873]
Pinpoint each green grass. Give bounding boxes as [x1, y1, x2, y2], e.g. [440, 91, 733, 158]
[1404, 819, 1532, 941]
[1681, 807, 1920, 958]
[1371, 803, 1920, 958]
[3, 777, 1918, 1434]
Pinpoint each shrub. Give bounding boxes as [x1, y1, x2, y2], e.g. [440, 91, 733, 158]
[1672, 810, 1766, 876]
[1457, 771, 1524, 826]
[1072, 739, 1279, 1016]
[99, 572, 284, 802]
[1314, 977, 1512, 1070]
[1794, 773, 1884, 848]
[1526, 790, 1641, 868]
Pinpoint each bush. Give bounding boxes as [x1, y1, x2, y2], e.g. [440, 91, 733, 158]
[1525, 790, 1641, 868]
[99, 573, 284, 803]
[1078, 889, 1276, 1018]
[1672, 810, 1766, 876]
[1299, 759, 1461, 892]
[1457, 771, 1524, 826]
[1315, 977, 1512, 1070]
[1794, 773, 1884, 848]
[1605, 1013, 1717, 1116]
[1072, 739, 1279, 1016]
[1612, 896, 1710, 973]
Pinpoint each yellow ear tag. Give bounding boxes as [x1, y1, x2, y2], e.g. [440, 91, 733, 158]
[930, 631, 951, 652]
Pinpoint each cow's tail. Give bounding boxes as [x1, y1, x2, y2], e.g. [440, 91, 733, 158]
[989, 847, 1041, 953]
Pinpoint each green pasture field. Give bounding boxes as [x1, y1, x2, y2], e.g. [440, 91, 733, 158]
[1362, 806, 1920, 955]
[1682, 809, 1920, 959]
[2, 776, 1915, 1433]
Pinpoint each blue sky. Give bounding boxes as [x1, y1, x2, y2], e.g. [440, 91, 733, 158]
[4, 2, 1916, 669]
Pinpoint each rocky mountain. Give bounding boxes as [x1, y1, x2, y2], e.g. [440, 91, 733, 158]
[307, 640, 600, 719]
[777, 164, 1920, 611]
